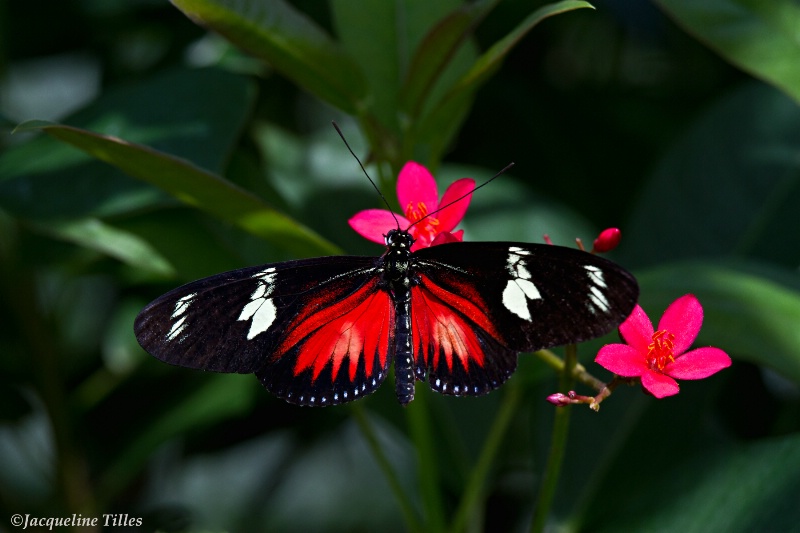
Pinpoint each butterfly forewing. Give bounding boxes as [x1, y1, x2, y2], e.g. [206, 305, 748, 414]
[413, 242, 639, 354]
[134, 256, 394, 405]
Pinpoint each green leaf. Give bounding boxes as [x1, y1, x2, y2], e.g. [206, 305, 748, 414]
[654, 0, 800, 105]
[27, 218, 175, 277]
[170, 0, 368, 114]
[330, 0, 470, 135]
[399, 0, 497, 122]
[114, 208, 252, 282]
[638, 261, 800, 384]
[625, 82, 800, 269]
[24, 122, 340, 258]
[413, 0, 594, 162]
[449, 0, 593, 95]
[0, 67, 256, 221]
[589, 432, 800, 532]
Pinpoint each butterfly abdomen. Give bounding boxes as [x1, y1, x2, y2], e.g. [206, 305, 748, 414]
[393, 289, 415, 405]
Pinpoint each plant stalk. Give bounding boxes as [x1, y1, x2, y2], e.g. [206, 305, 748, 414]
[530, 344, 578, 533]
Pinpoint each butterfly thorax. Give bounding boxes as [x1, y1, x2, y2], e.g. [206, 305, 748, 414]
[382, 229, 414, 289]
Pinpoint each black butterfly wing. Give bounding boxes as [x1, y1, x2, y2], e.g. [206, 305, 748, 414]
[410, 242, 639, 395]
[134, 256, 395, 406]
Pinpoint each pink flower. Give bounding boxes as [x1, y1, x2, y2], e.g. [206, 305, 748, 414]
[595, 294, 731, 398]
[349, 161, 475, 251]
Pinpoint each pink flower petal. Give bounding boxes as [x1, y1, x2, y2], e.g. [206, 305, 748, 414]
[397, 162, 438, 218]
[595, 344, 648, 377]
[618, 305, 654, 352]
[436, 178, 475, 232]
[665, 347, 731, 380]
[641, 371, 680, 398]
[410, 236, 430, 251]
[348, 209, 410, 244]
[658, 294, 703, 355]
[430, 231, 461, 246]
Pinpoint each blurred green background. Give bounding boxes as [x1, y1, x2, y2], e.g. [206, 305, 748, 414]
[2, 0, 800, 532]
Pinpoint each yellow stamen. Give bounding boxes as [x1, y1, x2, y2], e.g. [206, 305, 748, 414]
[405, 202, 440, 242]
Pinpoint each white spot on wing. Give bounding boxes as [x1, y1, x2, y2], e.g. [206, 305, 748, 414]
[502, 248, 541, 321]
[584, 265, 607, 288]
[247, 300, 277, 339]
[166, 315, 187, 341]
[250, 283, 267, 300]
[589, 285, 610, 313]
[503, 279, 541, 321]
[237, 267, 278, 339]
[172, 293, 195, 318]
[166, 293, 196, 341]
[584, 265, 610, 314]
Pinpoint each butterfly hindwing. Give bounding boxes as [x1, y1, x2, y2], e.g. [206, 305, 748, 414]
[410, 242, 638, 394]
[256, 275, 396, 406]
[410, 272, 520, 396]
[134, 256, 394, 405]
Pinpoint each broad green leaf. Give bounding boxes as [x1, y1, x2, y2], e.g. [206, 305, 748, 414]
[331, 0, 470, 135]
[399, 0, 497, 121]
[655, 0, 800, 105]
[170, 0, 368, 114]
[114, 209, 253, 282]
[638, 261, 800, 384]
[21, 121, 340, 258]
[330, 0, 404, 134]
[589, 432, 800, 532]
[0, 67, 255, 220]
[442, 0, 594, 96]
[27, 218, 175, 277]
[251, 121, 399, 255]
[413, 0, 594, 162]
[625, 82, 800, 269]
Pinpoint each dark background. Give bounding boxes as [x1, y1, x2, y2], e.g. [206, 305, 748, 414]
[1, 1, 798, 532]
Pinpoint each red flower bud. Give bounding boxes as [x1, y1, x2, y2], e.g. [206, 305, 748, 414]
[592, 228, 621, 253]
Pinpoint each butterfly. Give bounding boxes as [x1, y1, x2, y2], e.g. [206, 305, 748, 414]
[134, 227, 639, 406]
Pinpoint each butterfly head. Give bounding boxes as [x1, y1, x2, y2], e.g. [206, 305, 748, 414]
[385, 228, 415, 250]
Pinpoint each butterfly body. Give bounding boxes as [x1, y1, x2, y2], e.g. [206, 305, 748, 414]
[135, 229, 638, 406]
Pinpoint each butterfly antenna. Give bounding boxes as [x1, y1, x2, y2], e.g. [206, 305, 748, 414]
[332, 121, 401, 230]
[408, 162, 515, 230]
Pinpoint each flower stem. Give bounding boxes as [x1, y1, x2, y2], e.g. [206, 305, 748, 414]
[535, 348, 606, 392]
[407, 387, 447, 533]
[530, 344, 578, 533]
[588, 375, 631, 410]
[353, 404, 422, 533]
[449, 380, 522, 533]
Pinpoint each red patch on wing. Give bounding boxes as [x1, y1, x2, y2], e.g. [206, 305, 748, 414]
[276, 279, 393, 384]
[412, 274, 501, 371]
